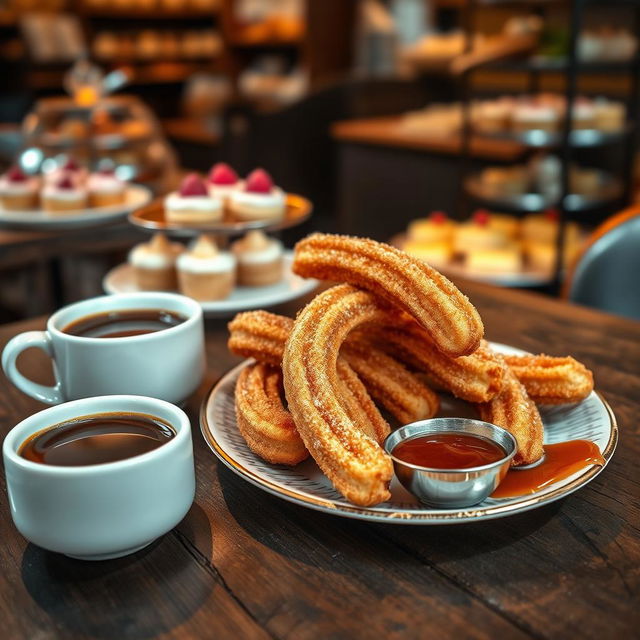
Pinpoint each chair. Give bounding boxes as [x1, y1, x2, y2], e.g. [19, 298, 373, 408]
[566, 207, 640, 321]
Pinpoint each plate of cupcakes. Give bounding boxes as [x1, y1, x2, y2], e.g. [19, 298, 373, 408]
[128, 164, 312, 237]
[0, 160, 151, 230]
[103, 231, 319, 318]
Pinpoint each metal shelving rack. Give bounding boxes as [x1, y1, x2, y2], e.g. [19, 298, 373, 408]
[457, 0, 640, 291]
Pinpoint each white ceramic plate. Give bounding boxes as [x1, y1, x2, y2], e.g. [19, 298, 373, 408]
[103, 251, 318, 319]
[200, 343, 617, 524]
[0, 185, 152, 230]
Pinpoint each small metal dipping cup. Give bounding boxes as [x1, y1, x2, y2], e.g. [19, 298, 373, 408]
[383, 418, 517, 508]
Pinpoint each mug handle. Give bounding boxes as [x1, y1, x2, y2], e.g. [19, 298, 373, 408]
[2, 331, 63, 405]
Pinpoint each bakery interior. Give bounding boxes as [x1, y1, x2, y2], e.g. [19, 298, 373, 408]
[0, 0, 638, 319]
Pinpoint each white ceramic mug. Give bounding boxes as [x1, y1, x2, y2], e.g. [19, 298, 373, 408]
[3, 395, 195, 560]
[2, 292, 205, 405]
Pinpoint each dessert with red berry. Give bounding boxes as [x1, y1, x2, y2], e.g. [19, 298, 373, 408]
[41, 174, 88, 213]
[207, 162, 242, 204]
[407, 211, 456, 243]
[165, 173, 223, 224]
[453, 210, 510, 255]
[87, 166, 127, 207]
[44, 157, 88, 187]
[0, 165, 40, 211]
[228, 168, 286, 222]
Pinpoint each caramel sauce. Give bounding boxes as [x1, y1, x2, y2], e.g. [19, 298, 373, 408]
[19, 412, 175, 467]
[392, 432, 506, 469]
[62, 308, 186, 338]
[491, 440, 604, 498]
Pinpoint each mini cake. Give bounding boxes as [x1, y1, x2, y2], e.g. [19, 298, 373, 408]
[475, 99, 512, 133]
[571, 100, 596, 130]
[481, 167, 529, 197]
[407, 211, 456, 243]
[165, 173, 223, 224]
[41, 175, 88, 213]
[208, 162, 242, 205]
[177, 234, 236, 301]
[44, 157, 88, 186]
[87, 167, 127, 207]
[229, 168, 286, 222]
[453, 210, 509, 256]
[594, 99, 625, 132]
[524, 238, 582, 273]
[403, 240, 453, 267]
[466, 246, 522, 274]
[522, 210, 580, 246]
[0, 166, 40, 210]
[129, 233, 183, 291]
[487, 213, 520, 240]
[512, 104, 559, 134]
[231, 230, 284, 286]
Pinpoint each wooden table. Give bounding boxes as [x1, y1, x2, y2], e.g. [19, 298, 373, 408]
[0, 281, 638, 639]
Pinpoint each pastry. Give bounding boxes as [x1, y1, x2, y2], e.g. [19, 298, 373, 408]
[41, 175, 88, 213]
[407, 211, 456, 243]
[453, 210, 509, 256]
[477, 362, 544, 467]
[475, 99, 511, 133]
[87, 167, 126, 207]
[229, 169, 286, 222]
[231, 230, 283, 287]
[235, 362, 308, 465]
[292, 233, 484, 357]
[571, 100, 596, 130]
[0, 166, 40, 210]
[129, 233, 183, 291]
[165, 173, 223, 224]
[207, 162, 242, 204]
[481, 167, 529, 197]
[593, 99, 625, 132]
[466, 246, 522, 274]
[487, 213, 519, 239]
[403, 240, 452, 267]
[512, 104, 559, 134]
[176, 234, 235, 301]
[502, 354, 594, 405]
[44, 157, 88, 187]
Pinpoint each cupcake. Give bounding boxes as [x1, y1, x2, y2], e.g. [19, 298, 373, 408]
[0, 166, 40, 210]
[512, 104, 559, 134]
[229, 169, 286, 222]
[571, 100, 596, 130]
[41, 175, 88, 213]
[129, 233, 183, 291]
[481, 167, 529, 197]
[594, 99, 625, 132]
[403, 240, 453, 267]
[407, 211, 456, 243]
[231, 230, 284, 286]
[453, 210, 509, 256]
[207, 162, 242, 205]
[487, 213, 520, 240]
[165, 173, 223, 224]
[466, 246, 522, 274]
[522, 210, 580, 246]
[177, 234, 236, 301]
[87, 167, 127, 207]
[44, 157, 88, 187]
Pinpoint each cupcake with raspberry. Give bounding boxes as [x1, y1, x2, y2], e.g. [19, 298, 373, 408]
[44, 157, 88, 187]
[165, 173, 223, 224]
[0, 166, 40, 211]
[87, 167, 127, 207]
[228, 168, 286, 222]
[207, 162, 242, 205]
[41, 174, 88, 213]
[231, 230, 284, 286]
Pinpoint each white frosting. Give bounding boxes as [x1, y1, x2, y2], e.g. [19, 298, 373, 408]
[177, 236, 236, 274]
[230, 187, 285, 210]
[42, 184, 87, 200]
[0, 177, 40, 195]
[44, 167, 88, 186]
[513, 106, 557, 122]
[208, 181, 243, 200]
[572, 103, 595, 119]
[233, 238, 283, 264]
[88, 173, 126, 193]
[129, 236, 182, 269]
[165, 191, 222, 213]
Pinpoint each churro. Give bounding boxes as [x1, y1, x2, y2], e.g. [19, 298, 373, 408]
[292, 233, 484, 357]
[235, 362, 307, 465]
[503, 354, 594, 404]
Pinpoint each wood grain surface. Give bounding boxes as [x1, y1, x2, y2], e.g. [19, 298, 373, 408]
[0, 280, 637, 639]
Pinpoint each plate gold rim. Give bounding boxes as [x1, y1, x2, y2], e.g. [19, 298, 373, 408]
[199, 359, 618, 524]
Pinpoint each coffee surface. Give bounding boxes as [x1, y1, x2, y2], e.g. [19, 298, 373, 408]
[19, 412, 176, 466]
[62, 308, 186, 338]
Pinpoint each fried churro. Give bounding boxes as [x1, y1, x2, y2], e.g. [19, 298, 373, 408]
[292, 233, 484, 357]
[503, 354, 594, 405]
[235, 362, 308, 465]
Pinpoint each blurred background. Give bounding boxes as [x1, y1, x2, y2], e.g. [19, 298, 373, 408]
[0, 0, 639, 321]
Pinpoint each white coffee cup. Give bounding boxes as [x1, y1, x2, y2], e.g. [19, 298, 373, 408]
[2, 292, 205, 405]
[3, 395, 195, 560]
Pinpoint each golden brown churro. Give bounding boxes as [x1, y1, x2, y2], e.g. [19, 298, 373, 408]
[503, 354, 594, 405]
[235, 362, 308, 465]
[292, 233, 484, 357]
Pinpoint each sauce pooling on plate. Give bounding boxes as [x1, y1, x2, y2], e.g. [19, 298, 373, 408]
[392, 432, 507, 469]
[491, 440, 604, 498]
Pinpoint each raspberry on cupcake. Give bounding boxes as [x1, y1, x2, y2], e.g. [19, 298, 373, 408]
[165, 173, 223, 224]
[44, 157, 88, 187]
[0, 166, 40, 211]
[207, 162, 242, 205]
[41, 174, 88, 213]
[231, 230, 284, 286]
[228, 168, 286, 222]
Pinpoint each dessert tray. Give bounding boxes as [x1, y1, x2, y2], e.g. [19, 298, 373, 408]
[129, 193, 313, 237]
[103, 251, 318, 319]
[201, 343, 617, 524]
[0, 185, 152, 231]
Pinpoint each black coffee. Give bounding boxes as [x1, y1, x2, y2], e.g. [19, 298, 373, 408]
[19, 412, 176, 466]
[62, 308, 186, 338]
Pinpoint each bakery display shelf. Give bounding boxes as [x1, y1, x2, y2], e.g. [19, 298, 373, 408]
[82, 9, 219, 20]
[487, 56, 638, 74]
[38, 131, 154, 151]
[477, 123, 634, 149]
[464, 172, 623, 214]
[128, 193, 313, 238]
